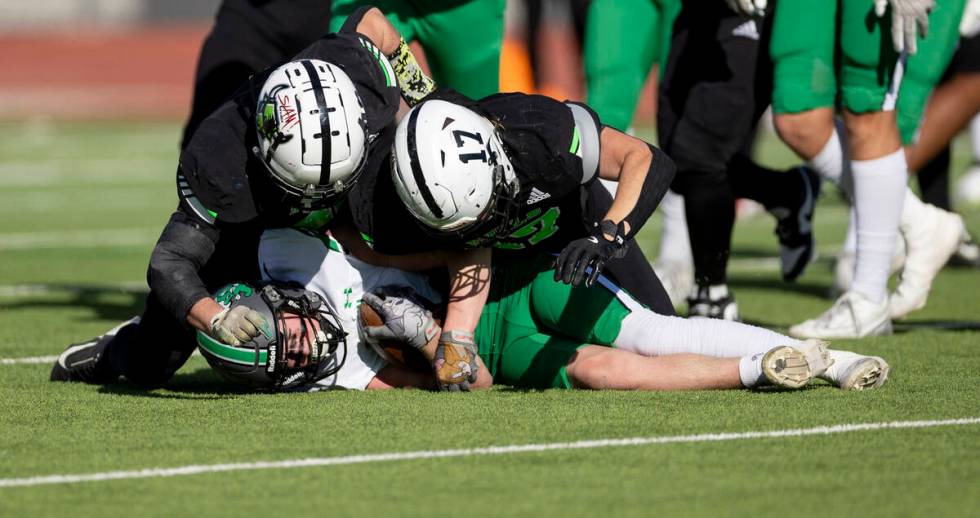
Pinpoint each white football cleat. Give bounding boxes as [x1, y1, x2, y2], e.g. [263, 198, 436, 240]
[819, 351, 890, 390]
[789, 291, 891, 339]
[654, 259, 694, 308]
[890, 205, 965, 319]
[761, 346, 814, 389]
[797, 339, 833, 377]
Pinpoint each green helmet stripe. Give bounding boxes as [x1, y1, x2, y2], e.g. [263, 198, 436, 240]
[196, 331, 268, 365]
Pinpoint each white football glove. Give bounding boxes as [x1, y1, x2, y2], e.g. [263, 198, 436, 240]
[210, 305, 269, 345]
[725, 0, 767, 17]
[961, 0, 980, 37]
[875, 0, 935, 55]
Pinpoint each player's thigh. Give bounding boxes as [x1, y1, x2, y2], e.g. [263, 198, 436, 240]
[415, 0, 505, 97]
[583, 0, 662, 131]
[527, 263, 630, 346]
[896, 0, 966, 143]
[330, 0, 420, 39]
[769, 0, 837, 114]
[837, 0, 903, 115]
[657, 8, 765, 173]
[496, 332, 588, 389]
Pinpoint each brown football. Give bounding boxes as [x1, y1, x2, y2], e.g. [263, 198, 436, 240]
[359, 301, 431, 372]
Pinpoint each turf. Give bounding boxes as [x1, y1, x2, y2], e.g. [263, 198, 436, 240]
[0, 121, 978, 517]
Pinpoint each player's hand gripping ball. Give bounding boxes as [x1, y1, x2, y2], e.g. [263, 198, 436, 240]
[358, 288, 435, 372]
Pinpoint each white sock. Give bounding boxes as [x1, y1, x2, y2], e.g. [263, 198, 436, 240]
[614, 307, 803, 358]
[656, 189, 693, 264]
[738, 351, 768, 388]
[850, 149, 907, 303]
[807, 121, 853, 195]
[970, 113, 980, 162]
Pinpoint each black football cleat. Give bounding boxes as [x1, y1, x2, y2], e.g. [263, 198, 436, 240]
[50, 317, 138, 383]
[770, 166, 821, 282]
[687, 284, 740, 321]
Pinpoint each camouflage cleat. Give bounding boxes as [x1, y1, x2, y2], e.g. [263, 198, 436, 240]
[761, 345, 813, 389]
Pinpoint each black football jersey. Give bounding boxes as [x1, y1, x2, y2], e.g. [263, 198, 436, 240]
[347, 91, 604, 255]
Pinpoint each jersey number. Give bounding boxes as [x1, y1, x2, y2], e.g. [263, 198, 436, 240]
[453, 130, 487, 164]
[495, 207, 560, 249]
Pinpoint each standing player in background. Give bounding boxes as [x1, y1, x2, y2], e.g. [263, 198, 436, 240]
[656, 1, 822, 320]
[330, 0, 506, 99]
[769, 0, 966, 338]
[582, 0, 694, 306]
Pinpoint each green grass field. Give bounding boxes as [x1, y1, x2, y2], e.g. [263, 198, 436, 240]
[1, 121, 978, 517]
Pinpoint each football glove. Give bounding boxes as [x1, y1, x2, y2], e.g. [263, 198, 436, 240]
[724, 0, 767, 17]
[360, 290, 440, 350]
[434, 330, 479, 391]
[554, 220, 629, 288]
[875, 0, 935, 55]
[209, 305, 271, 346]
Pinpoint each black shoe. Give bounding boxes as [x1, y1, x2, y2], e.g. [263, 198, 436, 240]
[687, 284, 740, 321]
[770, 166, 821, 282]
[50, 317, 138, 383]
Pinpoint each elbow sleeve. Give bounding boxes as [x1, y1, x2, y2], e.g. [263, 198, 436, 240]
[147, 212, 219, 324]
[623, 145, 676, 238]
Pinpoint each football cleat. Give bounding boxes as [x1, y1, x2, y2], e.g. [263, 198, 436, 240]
[890, 204, 965, 319]
[789, 291, 891, 339]
[829, 239, 906, 298]
[770, 166, 821, 282]
[950, 236, 980, 268]
[819, 351, 890, 390]
[761, 346, 813, 389]
[654, 258, 694, 308]
[687, 284, 739, 321]
[50, 317, 139, 383]
[796, 339, 833, 377]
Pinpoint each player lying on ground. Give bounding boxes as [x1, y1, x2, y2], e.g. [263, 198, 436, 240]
[196, 228, 890, 393]
[48, 6, 486, 389]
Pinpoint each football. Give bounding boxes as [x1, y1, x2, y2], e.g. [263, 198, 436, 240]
[358, 300, 431, 372]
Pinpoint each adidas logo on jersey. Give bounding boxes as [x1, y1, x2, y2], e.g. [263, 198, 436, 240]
[526, 188, 551, 205]
[732, 20, 759, 40]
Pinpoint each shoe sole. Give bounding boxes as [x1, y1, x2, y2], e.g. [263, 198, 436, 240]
[839, 357, 890, 391]
[762, 346, 812, 389]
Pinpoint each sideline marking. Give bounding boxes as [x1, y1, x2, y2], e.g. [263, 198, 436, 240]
[1, 417, 977, 488]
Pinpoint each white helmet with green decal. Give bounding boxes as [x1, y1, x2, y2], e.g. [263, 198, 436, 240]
[391, 99, 519, 240]
[255, 59, 368, 209]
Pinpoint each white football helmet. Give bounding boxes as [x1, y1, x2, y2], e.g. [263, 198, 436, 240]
[391, 99, 518, 239]
[255, 59, 367, 209]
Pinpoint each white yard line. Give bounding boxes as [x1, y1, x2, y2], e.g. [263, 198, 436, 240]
[0, 355, 58, 365]
[0, 228, 158, 250]
[1, 417, 977, 489]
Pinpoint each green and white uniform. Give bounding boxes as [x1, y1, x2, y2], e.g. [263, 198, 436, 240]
[258, 228, 443, 390]
[770, 0, 965, 143]
[583, 0, 681, 131]
[330, 0, 506, 99]
[260, 230, 800, 390]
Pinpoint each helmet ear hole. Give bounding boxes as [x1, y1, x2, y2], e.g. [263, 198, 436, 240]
[255, 59, 368, 208]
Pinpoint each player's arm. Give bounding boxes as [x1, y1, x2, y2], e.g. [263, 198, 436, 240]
[597, 127, 675, 238]
[350, 6, 435, 105]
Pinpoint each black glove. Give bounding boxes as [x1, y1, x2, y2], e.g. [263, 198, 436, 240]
[554, 220, 629, 287]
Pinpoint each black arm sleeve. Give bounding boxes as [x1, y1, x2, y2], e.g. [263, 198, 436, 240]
[146, 210, 221, 326]
[620, 144, 676, 239]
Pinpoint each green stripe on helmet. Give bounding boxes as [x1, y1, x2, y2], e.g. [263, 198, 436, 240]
[196, 331, 268, 365]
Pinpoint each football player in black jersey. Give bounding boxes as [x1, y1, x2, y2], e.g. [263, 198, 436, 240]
[379, 91, 677, 314]
[49, 8, 482, 389]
